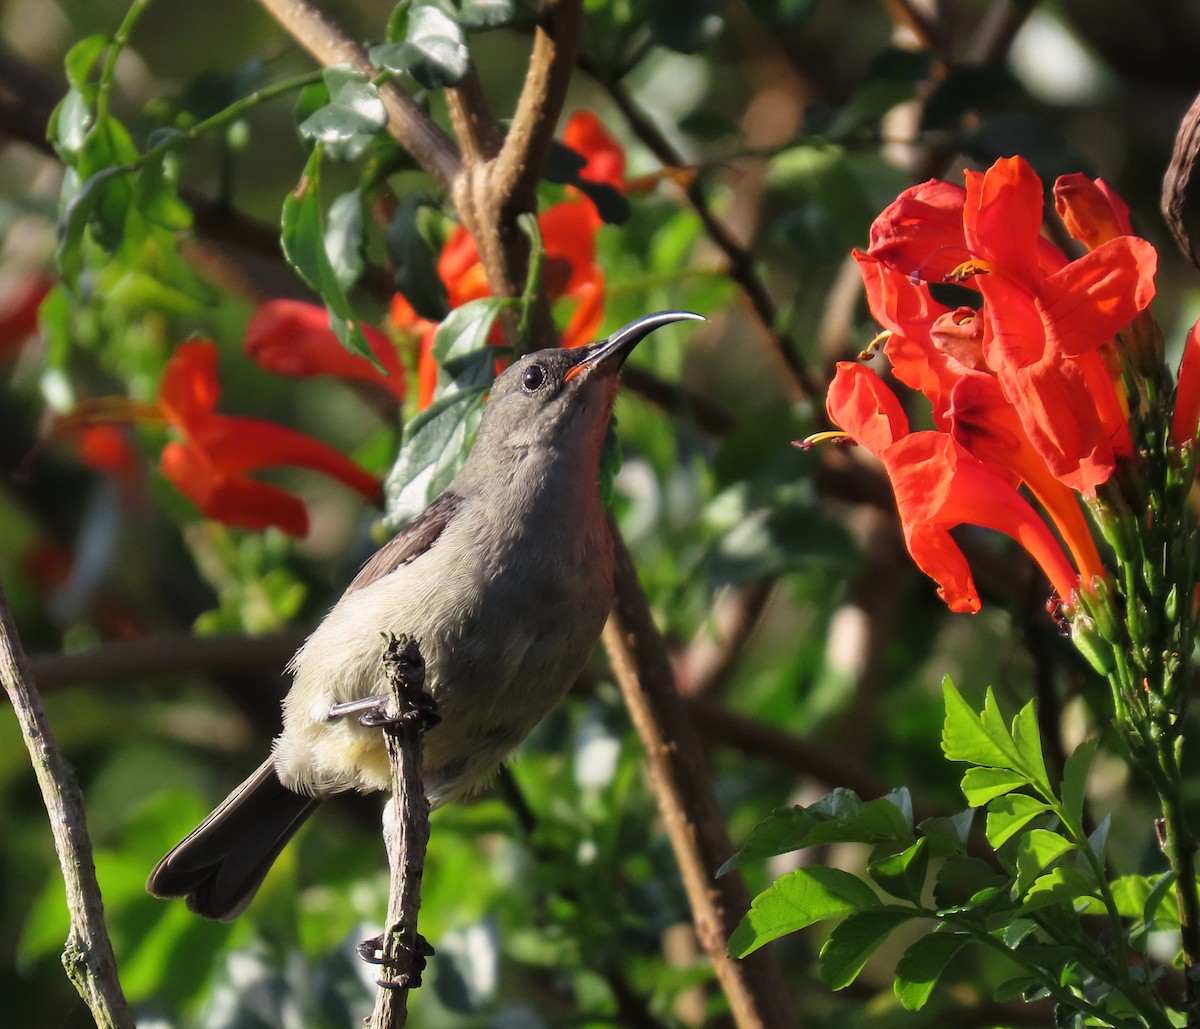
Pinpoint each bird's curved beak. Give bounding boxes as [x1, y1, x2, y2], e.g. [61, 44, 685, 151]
[563, 310, 705, 384]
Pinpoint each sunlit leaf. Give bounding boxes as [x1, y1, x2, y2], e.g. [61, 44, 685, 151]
[728, 867, 881, 958]
[985, 793, 1052, 849]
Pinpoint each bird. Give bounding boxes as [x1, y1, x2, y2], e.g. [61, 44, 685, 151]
[147, 310, 703, 920]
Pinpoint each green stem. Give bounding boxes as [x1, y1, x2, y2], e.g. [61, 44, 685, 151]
[1157, 756, 1200, 1027]
[96, 0, 155, 124]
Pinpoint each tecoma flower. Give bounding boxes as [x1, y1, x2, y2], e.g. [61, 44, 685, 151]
[1172, 319, 1200, 447]
[159, 340, 382, 536]
[860, 156, 1157, 495]
[244, 299, 407, 401]
[826, 362, 1081, 613]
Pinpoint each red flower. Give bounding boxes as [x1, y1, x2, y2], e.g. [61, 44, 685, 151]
[562, 109, 626, 192]
[860, 156, 1157, 494]
[0, 273, 52, 358]
[244, 299, 406, 401]
[827, 362, 1081, 613]
[1173, 319, 1200, 446]
[159, 340, 382, 536]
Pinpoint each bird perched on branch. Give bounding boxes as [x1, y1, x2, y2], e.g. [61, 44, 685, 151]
[148, 310, 703, 920]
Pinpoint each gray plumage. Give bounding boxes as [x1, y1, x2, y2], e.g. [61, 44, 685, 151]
[147, 311, 702, 920]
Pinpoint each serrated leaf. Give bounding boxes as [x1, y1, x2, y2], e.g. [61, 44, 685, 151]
[918, 808, 974, 853]
[386, 195, 449, 321]
[385, 386, 486, 527]
[985, 793, 1051, 849]
[1000, 917, 1038, 948]
[1017, 865, 1095, 915]
[942, 679, 1021, 771]
[894, 932, 968, 1011]
[819, 909, 915, 990]
[1059, 737, 1098, 838]
[280, 146, 372, 364]
[961, 766, 1028, 806]
[1015, 829, 1075, 895]
[728, 867, 880, 958]
[325, 189, 365, 291]
[869, 838, 929, 903]
[1009, 700, 1050, 796]
[721, 789, 912, 874]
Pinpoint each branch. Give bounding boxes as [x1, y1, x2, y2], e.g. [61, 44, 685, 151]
[603, 528, 797, 1028]
[254, 0, 461, 192]
[367, 634, 436, 1029]
[0, 575, 133, 1028]
[581, 61, 822, 408]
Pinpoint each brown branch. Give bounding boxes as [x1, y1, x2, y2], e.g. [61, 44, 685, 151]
[580, 61, 822, 408]
[676, 580, 775, 697]
[603, 529, 797, 1029]
[368, 635, 434, 1029]
[254, 0, 461, 192]
[0, 575, 133, 1028]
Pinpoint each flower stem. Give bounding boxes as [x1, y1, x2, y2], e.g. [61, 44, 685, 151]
[1157, 758, 1200, 1026]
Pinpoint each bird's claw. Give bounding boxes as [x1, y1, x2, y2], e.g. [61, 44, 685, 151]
[325, 694, 441, 730]
[357, 930, 435, 989]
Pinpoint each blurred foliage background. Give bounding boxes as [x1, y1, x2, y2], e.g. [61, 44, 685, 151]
[2, 0, 1200, 1026]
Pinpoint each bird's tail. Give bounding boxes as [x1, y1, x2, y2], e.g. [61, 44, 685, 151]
[147, 758, 321, 921]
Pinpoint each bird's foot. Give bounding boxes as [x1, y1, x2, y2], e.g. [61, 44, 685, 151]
[325, 693, 441, 730]
[356, 930, 435, 989]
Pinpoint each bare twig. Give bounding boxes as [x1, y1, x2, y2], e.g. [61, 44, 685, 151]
[368, 634, 436, 1029]
[0, 576, 133, 1029]
[676, 580, 775, 697]
[579, 62, 821, 407]
[603, 529, 796, 1029]
[254, 0, 461, 192]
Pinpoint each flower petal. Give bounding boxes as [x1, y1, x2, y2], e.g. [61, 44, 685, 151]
[1172, 317, 1200, 445]
[1053, 174, 1133, 250]
[826, 362, 910, 455]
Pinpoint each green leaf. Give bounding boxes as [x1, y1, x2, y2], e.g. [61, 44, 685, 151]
[280, 145, 372, 363]
[984, 793, 1052, 849]
[132, 154, 193, 231]
[325, 188, 365, 291]
[1059, 737, 1098, 838]
[385, 385, 487, 527]
[941, 679, 1021, 771]
[1015, 829, 1076, 895]
[1018, 865, 1096, 915]
[721, 789, 912, 874]
[894, 932, 969, 1011]
[932, 856, 1007, 911]
[386, 194, 450, 321]
[458, 0, 520, 29]
[728, 867, 880, 958]
[1009, 700, 1050, 796]
[371, 4, 470, 89]
[869, 838, 929, 903]
[918, 808, 974, 855]
[431, 297, 508, 386]
[961, 766, 1028, 806]
[298, 66, 387, 160]
[1000, 917, 1038, 948]
[64, 34, 111, 90]
[818, 908, 916, 990]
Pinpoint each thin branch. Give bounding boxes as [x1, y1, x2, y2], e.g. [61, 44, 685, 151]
[0, 575, 134, 1029]
[254, 0, 461, 192]
[580, 61, 822, 407]
[368, 635, 435, 1029]
[603, 528, 797, 1029]
[491, 0, 582, 210]
[676, 580, 775, 697]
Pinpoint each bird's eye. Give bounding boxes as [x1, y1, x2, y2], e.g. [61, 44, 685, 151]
[520, 363, 547, 393]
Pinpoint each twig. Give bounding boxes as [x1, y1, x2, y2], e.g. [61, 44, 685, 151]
[603, 528, 796, 1028]
[254, 0, 461, 192]
[579, 61, 822, 407]
[676, 580, 775, 697]
[0, 575, 134, 1028]
[367, 634, 436, 1029]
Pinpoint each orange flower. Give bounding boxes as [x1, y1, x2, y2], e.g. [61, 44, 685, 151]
[859, 156, 1156, 494]
[244, 299, 406, 401]
[159, 340, 382, 536]
[562, 109, 626, 192]
[827, 362, 1081, 613]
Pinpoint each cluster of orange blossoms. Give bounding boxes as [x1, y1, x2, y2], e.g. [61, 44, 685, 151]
[58, 110, 624, 537]
[826, 155, 1200, 613]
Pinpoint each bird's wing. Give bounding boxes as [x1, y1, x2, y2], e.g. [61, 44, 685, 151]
[343, 489, 463, 594]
